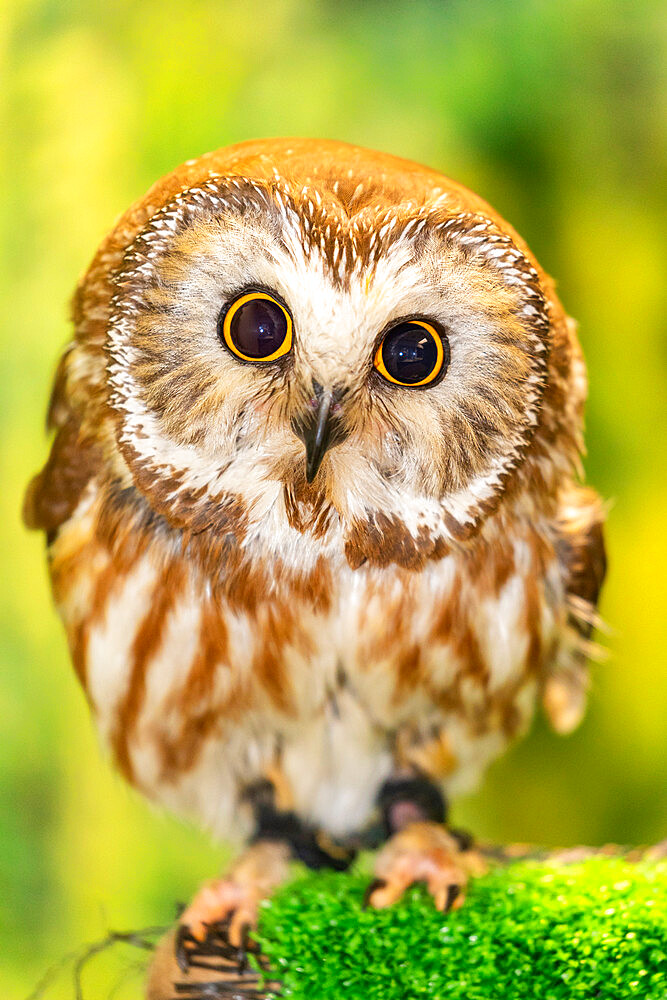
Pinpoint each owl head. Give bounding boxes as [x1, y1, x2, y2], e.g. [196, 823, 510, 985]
[94, 139, 583, 569]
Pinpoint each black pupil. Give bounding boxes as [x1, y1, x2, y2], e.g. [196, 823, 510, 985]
[229, 298, 287, 358]
[381, 323, 439, 384]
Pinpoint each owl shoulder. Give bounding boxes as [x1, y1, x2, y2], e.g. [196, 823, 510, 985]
[23, 345, 103, 542]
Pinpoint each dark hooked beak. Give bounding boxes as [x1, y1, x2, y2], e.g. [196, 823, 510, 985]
[292, 383, 348, 483]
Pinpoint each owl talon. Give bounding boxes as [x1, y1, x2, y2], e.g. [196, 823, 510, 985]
[236, 922, 252, 971]
[175, 841, 291, 969]
[175, 922, 197, 973]
[368, 820, 483, 913]
[175, 912, 251, 972]
[362, 877, 388, 909]
[443, 882, 461, 912]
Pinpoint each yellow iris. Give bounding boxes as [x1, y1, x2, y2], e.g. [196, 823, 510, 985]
[221, 291, 293, 362]
[373, 320, 445, 387]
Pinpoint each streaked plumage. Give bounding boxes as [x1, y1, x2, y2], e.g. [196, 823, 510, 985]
[25, 138, 605, 939]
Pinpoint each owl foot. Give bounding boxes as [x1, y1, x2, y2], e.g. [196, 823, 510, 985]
[148, 924, 277, 999]
[176, 840, 290, 972]
[365, 820, 486, 912]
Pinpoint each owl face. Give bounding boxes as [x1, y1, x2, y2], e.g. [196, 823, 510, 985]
[108, 162, 551, 566]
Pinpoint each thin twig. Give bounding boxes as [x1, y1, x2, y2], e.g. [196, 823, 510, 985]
[27, 925, 170, 1000]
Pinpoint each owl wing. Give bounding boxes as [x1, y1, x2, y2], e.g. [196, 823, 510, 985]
[23, 346, 103, 543]
[542, 485, 607, 734]
[556, 494, 607, 632]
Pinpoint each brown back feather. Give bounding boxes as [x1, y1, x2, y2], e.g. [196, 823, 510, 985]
[23, 413, 102, 542]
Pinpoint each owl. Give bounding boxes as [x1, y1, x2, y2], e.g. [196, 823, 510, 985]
[25, 138, 605, 963]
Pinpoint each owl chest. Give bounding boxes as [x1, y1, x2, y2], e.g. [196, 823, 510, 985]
[53, 494, 558, 835]
[309, 553, 553, 732]
[59, 521, 555, 735]
[243, 547, 555, 833]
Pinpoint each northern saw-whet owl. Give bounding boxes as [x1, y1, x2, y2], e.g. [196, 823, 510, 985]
[25, 138, 606, 958]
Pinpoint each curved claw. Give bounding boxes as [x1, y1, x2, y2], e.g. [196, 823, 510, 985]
[444, 882, 461, 912]
[175, 922, 196, 973]
[362, 877, 388, 909]
[236, 922, 251, 971]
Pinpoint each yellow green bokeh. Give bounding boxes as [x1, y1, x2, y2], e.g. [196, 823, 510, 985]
[2, 1, 665, 995]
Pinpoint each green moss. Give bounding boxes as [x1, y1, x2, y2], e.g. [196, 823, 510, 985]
[253, 858, 667, 1000]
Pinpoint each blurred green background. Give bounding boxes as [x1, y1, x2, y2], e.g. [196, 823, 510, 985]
[2, 0, 665, 995]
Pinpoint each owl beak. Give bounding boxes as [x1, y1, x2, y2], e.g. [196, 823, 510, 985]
[293, 383, 347, 483]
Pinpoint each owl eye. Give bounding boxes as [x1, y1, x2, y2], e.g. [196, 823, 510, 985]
[219, 290, 293, 363]
[374, 320, 449, 387]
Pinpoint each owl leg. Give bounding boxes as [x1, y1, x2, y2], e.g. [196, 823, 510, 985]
[176, 777, 357, 970]
[375, 771, 474, 849]
[377, 772, 448, 835]
[364, 770, 483, 911]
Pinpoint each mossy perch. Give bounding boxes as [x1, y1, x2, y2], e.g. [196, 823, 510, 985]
[146, 846, 667, 999]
